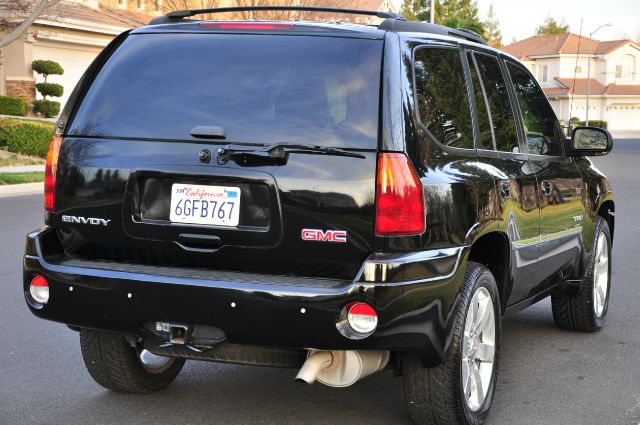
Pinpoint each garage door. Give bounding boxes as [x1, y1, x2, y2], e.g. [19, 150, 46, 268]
[33, 42, 103, 112]
[607, 104, 640, 130]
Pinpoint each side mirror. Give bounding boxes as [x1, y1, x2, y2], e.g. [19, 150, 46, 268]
[565, 126, 613, 157]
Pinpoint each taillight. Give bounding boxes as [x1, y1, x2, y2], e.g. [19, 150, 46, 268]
[198, 22, 295, 30]
[375, 152, 425, 236]
[29, 275, 49, 305]
[44, 136, 62, 212]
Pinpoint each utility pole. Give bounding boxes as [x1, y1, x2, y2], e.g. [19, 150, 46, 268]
[430, 0, 435, 23]
[586, 23, 611, 126]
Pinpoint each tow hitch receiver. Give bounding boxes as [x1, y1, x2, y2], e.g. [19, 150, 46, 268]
[143, 321, 226, 352]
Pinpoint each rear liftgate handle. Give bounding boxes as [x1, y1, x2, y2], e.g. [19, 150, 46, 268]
[176, 233, 222, 253]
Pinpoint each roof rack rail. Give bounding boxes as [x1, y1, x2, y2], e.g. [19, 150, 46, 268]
[378, 19, 487, 45]
[149, 6, 405, 25]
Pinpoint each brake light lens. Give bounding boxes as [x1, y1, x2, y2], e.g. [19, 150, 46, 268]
[44, 136, 62, 212]
[375, 152, 425, 236]
[198, 22, 295, 30]
[29, 275, 49, 305]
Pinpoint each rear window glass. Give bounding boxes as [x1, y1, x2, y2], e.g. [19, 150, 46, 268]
[413, 47, 473, 149]
[68, 34, 382, 148]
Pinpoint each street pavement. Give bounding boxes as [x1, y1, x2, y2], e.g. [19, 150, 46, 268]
[1, 140, 639, 425]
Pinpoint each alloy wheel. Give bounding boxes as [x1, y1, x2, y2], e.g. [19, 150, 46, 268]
[461, 286, 496, 412]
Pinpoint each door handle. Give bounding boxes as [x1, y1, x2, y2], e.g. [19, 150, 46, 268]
[540, 180, 553, 196]
[499, 181, 511, 198]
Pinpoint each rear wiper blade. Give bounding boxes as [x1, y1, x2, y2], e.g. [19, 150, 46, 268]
[217, 143, 366, 164]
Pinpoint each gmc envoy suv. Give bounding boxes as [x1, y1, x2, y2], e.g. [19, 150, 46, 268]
[23, 6, 615, 425]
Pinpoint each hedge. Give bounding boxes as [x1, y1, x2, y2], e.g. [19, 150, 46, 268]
[33, 100, 61, 117]
[35, 83, 64, 98]
[0, 118, 55, 157]
[580, 120, 608, 129]
[0, 96, 28, 116]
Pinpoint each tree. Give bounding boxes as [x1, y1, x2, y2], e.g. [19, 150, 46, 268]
[0, 0, 61, 49]
[535, 16, 570, 35]
[401, 0, 485, 36]
[483, 3, 502, 48]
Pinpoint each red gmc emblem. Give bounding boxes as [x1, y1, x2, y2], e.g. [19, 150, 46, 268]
[301, 228, 347, 243]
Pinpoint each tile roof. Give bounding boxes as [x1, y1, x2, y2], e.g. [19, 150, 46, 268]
[502, 33, 638, 60]
[543, 77, 640, 97]
[37, 1, 151, 29]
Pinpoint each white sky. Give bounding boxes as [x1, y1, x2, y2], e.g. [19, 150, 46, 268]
[476, 0, 640, 43]
[387, 0, 640, 43]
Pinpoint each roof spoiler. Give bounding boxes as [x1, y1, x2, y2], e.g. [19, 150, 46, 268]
[149, 6, 405, 25]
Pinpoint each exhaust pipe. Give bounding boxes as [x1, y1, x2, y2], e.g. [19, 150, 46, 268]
[295, 350, 390, 388]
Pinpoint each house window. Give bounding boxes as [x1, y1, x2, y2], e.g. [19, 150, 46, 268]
[137, 0, 144, 10]
[154, 0, 162, 11]
[538, 65, 548, 82]
[118, 0, 125, 5]
[575, 66, 582, 73]
[616, 55, 635, 79]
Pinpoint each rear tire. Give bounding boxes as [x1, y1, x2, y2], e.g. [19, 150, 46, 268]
[80, 329, 185, 393]
[551, 217, 612, 332]
[403, 261, 501, 425]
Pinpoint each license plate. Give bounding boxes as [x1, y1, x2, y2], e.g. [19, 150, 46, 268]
[169, 183, 241, 227]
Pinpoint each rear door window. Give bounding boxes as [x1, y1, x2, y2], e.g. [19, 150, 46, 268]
[68, 34, 382, 149]
[467, 52, 495, 150]
[413, 47, 474, 149]
[472, 53, 519, 153]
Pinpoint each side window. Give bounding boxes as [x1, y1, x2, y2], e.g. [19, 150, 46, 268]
[473, 53, 519, 153]
[414, 47, 473, 149]
[467, 53, 495, 150]
[507, 62, 564, 156]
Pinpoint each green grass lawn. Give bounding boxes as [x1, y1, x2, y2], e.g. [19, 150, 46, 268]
[0, 172, 44, 185]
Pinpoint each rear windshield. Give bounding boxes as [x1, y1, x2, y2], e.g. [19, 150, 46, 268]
[68, 34, 382, 149]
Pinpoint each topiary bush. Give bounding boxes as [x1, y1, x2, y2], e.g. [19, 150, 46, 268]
[31, 60, 64, 79]
[0, 96, 28, 116]
[35, 83, 63, 98]
[0, 119, 55, 157]
[33, 100, 60, 118]
[32, 59, 64, 117]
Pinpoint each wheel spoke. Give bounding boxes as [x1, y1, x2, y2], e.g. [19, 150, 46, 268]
[462, 360, 472, 399]
[473, 299, 489, 333]
[476, 342, 495, 362]
[596, 284, 605, 307]
[471, 363, 484, 405]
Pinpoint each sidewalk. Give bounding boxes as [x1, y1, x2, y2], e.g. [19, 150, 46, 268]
[0, 165, 45, 173]
[0, 182, 43, 198]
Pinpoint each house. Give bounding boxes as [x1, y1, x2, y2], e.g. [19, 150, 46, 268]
[0, 0, 150, 110]
[502, 33, 640, 131]
[1, 0, 396, 114]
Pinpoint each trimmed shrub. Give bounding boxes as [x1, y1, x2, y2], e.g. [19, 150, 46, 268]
[35, 83, 63, 98]
[31, 60, 64, 80]
[570, 117, 580, 125]
[0, 119, 55, 157]
[0, 96, 28, 116]
[33, 100, 61, 118]
[579, 120, 608, 129]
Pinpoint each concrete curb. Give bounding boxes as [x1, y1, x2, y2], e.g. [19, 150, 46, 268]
[0, 165, 45, 173]
[0, 182, 43, 198]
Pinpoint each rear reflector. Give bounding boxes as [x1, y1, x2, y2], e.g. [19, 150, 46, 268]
[375, 152, 425, 236]
[199, 22, 295, 30]
[336, 302, 378, 339]
[29, 275, 49, 305]
[44, 136, 62, 212]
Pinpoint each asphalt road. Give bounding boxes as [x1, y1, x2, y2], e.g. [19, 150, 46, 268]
[1, 140, 639, 425]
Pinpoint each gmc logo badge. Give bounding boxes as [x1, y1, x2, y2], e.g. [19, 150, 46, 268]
[301, 228, 347, 243]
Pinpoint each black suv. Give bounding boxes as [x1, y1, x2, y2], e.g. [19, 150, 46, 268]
[23, 7, 615, 425]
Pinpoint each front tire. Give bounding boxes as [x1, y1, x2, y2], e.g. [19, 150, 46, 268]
[80, 329, 185, 393]
[403, 261, 501, 425]
[551, 217, 612, 332]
